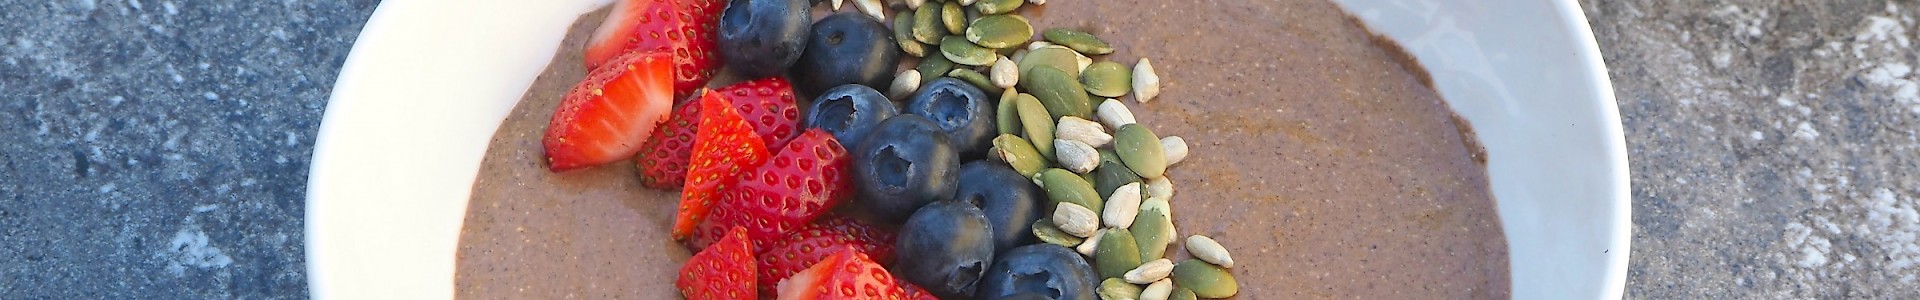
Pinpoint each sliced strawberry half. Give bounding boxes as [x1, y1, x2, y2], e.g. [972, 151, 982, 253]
[716, 76, 803, 150]
[774, 247, 907, 300]
[676, 225, 756, 300]
[671, 92, 773, 241]
[635, 77, 802, 189]
[585, 0, 722, 99]
[687, 129, 853, 251]
[543, 50, 675, 172]
[757, 215, 897, 296]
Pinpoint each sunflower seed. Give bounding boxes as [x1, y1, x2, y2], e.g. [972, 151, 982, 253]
[1053, 202, 1099, 238]
[1139, 279, 1174, 300]
[904, 0, 925, 9]
[997, 89, 1022, 136]
[1161, 136, 1189, 166]
[1103, 182, 1142, 228]
[1114, 124, 1167, 179]
[1096, 98, 1137, 129]
[941, 2, 966, 35]
[975, 0, 1023, 14]
[1021, 65, 1094, 120]
[941, 36, 997, 66]
[1077, 228, 1104, 256]
[1172, 259, 1237, 298]
[992, 134, 1047, 177]
[911, 3, 946, 44]
[1014, 93, 1055, 159]
[1027, 40, 1054, 51]
[1082, 61, 1132, 98]
[831, 0, 844, 10]
[1185, 235, 1234, 268]
[892, 12, 927, 57]
[1098, 278, 1142, 300]
[1038, 168, 1103, 213]
[1095, 228, 1143, 280]
[992, 56, 1020, 88]
[1133, 58, 1161, 102]
[889, 69, 922, 100]
[1145, 176, 1173, 201]
[1055, 116, 1111, 147]
[1033, 218, 1084, 247]
[959, 0, 978, 6]
[1029, 0, 1046, 5]
[853, 0, 886, 21]
[966, 15, 1033, 49]
[1125, 259, 1174, 284]
[1055, 139, 1100, 174]
[1043, 28, 1115, 55]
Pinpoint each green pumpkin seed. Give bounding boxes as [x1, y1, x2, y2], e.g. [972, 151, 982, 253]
[1079, 169, 1098, 188]
[974, 0, 1023, 14]
[1020, 66, 1094, 120]
[941, 36, 997, 66]
[1019, 46, 1082, 78]
[1043, 28, 1115, 55]
[912, 4, 946, 44]
[965, 15, 1032, 49]
[1114, 124, 1167, 179]
[1095, 228, 1143, 280]
[1131, 201, 1174, 261]
[1098, 278, 1142, 300]
[1037, 168, 1102, 212]
[1169, 288, 1197, 300]
[1014, 93, 1055, 159]
[916, 52, 956, 85]
[1082, 61, 1132, 97]
[1172, 260, 1238, 298]
[1033, 218, 1084, 247]
[947, 68, 1004, 95]
[942, 2, 967, 36]
[1092, 157, 1141, 200]
[992, 134, 1047, 177]
[893, 11, 928, 57]
[997, 88, 1021, 136]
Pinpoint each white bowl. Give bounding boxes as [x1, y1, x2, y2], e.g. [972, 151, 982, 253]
[306, 0, 1628, 298]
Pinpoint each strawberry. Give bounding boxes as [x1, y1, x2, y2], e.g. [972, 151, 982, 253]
[757, 215, 897, 296]
[672, 91, 773, 240]
[687, 129, 854, 251]
[716, 77, 803, 150]
[775, 247, 907, 300]
[585, 0, 723, 99]
[543, 50, 675, 172]
[898, 280, 938, 300]
[677, 225, 756, 300]
[635, 77, 803, 189]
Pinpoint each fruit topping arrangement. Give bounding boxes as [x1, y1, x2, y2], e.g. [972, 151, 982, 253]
[538, 0, 1236, 298]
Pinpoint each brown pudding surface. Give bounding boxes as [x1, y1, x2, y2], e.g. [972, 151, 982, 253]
[456, 0, 1509, 298]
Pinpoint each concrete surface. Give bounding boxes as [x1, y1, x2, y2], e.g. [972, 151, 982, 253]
[2, 0, 1916, 298]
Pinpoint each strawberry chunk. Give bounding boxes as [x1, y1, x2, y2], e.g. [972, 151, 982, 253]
[585, 0, 723, 99]
[677, 226, 756, 300]
[688, 129, 853, 251]
[635, 77, 801, 189]
[775, 247, 907, 300]
[542, 51, 674, 172]
[758, 215, 897, 296]
[672, 91, 772, 240]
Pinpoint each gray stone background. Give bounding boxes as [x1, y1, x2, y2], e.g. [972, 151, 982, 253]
[3, 0, 1918, 298]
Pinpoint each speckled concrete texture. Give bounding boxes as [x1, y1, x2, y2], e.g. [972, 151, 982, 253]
[0, 0, 374, 298]
[1586, 0, 1920, 298]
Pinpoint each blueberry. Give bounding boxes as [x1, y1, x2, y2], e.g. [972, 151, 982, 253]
[976, 244, 1099, 300]
[791, 12, 901, 96]
[904, 78, 996, 159]
[894, 200, 995, 299]
[953, 161, 1044, 254]
[852, 115, 959, 223]
[804, 84, 899, 144]
[717, 0, 812, 78]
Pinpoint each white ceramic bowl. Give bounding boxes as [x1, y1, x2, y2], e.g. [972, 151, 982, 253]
[306, 0, 1628, 298]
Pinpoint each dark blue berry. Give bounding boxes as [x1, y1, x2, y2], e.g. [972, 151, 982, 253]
[976, 244, 1099, 300]
[894, 200, 995, 299]
[717, 0, 812, 78]
[852, 115, 959, 223]
[804, 84, 898, 145]
[953, 161, 1044, 254]
[790, 12, 900, 97]
[904, 78, 996, 159]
